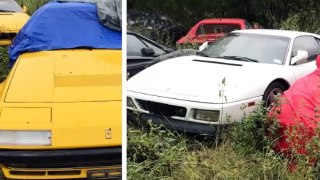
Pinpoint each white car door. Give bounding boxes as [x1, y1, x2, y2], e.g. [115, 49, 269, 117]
[291, 61, 317, 80]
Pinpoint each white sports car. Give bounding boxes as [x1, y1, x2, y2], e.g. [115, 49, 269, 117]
[127, 29, 320, 134]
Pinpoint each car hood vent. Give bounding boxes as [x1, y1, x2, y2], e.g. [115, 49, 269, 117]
[193, 59, 243, 66]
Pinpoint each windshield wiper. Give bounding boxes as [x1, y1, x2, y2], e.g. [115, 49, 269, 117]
[196, 51, 209, 57]
[215, 55, 259, 63]
[0, 10, 15, 12]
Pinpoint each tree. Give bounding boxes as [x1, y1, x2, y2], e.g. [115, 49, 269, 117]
[128, 0, 320, 31]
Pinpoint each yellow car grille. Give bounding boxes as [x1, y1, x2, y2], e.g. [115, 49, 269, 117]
[0, 32, 16, 40]
[1, 165, 121, 179]
[0, 32, 16, 45]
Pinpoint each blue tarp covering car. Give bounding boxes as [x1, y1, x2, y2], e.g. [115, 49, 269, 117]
[9, 2, 122, 65]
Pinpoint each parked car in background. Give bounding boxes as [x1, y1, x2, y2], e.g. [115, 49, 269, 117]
[127, 31, 198, 78]
[0, 0, 29, 46]
[0, 2, 121, 179]
[128, 29, 320, 134]
[127, 31, 172, 77]
[128, 10, 187, 45]
[177, 18, 253, 45]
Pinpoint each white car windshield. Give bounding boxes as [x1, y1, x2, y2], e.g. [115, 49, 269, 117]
[200, 33, 290, 64]
[0, 0, 23, 13]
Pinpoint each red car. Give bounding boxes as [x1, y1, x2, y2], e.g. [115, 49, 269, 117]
[270, 55, 320, 157]
[177, 18, 253, 45]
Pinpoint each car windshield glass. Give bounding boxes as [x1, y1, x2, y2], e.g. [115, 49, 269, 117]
[0, 0, 23, 12]
[141, 39, 166, 56]
[196, 24, 241, 35]
[201, 33, 290, 64]
[127, 34, 167, 56]
[127, 34, 147, 56]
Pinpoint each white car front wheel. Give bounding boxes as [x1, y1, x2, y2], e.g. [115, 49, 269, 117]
[263, 82, 287, 107]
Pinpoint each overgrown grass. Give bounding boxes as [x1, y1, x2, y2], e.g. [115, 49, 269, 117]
[128, 104, 320, 179]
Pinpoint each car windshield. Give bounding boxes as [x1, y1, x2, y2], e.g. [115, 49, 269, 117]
[196, 23, 241, 35]
[0, 0, 23, 12]
[200, 33, 290, 64]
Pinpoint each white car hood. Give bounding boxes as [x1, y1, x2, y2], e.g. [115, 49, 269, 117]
[127, 56, 293, 103]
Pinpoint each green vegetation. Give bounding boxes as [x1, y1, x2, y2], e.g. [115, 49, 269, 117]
[0, 47, 9, 82]
[16, 0, 48, 15]
[128, 0, 319, 32]
[128, 0, 319, 46]
[128, 104, 320, 179]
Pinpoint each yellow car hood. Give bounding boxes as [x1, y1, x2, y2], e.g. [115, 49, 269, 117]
[0, 12, 29, 32]
[0, 49, 121, 149]
[5, 49, 121, 102]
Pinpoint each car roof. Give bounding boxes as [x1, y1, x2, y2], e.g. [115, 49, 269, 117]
[233, 29, 319, 38]
[199, 18, 246, 24]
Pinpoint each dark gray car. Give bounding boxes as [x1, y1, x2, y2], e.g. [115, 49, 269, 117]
[127, 31, 198, 78]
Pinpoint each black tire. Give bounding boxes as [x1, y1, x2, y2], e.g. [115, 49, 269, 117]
[262, 82, 287, 107]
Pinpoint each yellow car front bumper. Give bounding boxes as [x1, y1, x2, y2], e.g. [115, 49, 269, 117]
[1, 165, 121, 179]
[0, 147, 121, 179]
[0, 12, 30, 46]
[0, 39, 13, 46]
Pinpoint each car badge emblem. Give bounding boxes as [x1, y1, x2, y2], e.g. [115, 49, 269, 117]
[106, 128, 112, 139]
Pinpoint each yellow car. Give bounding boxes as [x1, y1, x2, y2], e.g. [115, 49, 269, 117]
[0, 2, 122, 180]
[0, 0, 29, 46]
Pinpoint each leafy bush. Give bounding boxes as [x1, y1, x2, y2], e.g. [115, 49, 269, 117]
[229, 104, 281, 154]
[280, 12, 320, 33]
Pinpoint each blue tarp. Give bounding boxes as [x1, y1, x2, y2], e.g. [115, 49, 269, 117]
[9, 2, 122, 65]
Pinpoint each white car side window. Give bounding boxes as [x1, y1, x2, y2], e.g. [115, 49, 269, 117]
[292, 36, 320, 65]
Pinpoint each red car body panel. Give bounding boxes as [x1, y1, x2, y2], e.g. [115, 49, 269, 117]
[177, 18, 248, 44]
[270, 55, 320, 157]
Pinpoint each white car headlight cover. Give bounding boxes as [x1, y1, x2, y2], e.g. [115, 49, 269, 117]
[194, 109, 220, 122]
[0, 130, 52, 146]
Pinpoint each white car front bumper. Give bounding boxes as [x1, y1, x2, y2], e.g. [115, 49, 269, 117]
[127, 90, 262, 133]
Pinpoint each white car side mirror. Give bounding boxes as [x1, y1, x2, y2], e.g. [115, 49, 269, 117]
[199, 41, 209, 51]
[291, 50, 308, 65]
